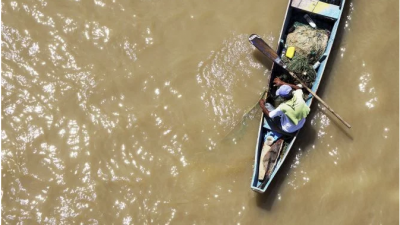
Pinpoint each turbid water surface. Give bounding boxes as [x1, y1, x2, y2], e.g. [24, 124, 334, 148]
[1, 0, 399, 224]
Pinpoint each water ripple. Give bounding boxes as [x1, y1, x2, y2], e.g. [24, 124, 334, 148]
[196, 33, 268, 133]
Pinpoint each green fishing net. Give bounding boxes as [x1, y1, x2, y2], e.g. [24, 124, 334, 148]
[280, 22, 329, 87]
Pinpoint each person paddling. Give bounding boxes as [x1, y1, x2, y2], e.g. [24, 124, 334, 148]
[259, 77, 310, 135]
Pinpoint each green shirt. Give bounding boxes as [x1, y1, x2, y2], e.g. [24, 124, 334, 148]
[277, 89, 310, 125]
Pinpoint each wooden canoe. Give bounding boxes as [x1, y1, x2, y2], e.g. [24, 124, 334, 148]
[250, 0, 346, 193]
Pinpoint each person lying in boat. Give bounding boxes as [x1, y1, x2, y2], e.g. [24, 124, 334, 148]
[259, 77, 310, 135]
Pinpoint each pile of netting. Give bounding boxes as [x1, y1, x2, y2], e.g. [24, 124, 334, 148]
[279, 22, 330, 87]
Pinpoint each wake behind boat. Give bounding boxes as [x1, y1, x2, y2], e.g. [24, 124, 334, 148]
[249, 0, 346, 193]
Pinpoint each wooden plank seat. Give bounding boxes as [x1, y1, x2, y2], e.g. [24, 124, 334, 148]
[291, 0, 341, 19]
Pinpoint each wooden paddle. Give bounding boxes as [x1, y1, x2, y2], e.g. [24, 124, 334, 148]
[249, 34, 351, 129]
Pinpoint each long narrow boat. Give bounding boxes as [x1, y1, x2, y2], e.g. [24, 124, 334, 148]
[249, 0, 346, 193]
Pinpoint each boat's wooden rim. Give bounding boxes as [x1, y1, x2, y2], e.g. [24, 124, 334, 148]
[251, 0, 346, 193]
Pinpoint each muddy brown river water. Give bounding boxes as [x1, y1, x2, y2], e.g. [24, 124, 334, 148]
[1, 0, 399, 224]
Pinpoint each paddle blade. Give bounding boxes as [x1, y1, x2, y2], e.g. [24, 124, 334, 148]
[249, 34, 285, 67]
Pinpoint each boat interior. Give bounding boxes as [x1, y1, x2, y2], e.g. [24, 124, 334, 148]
[251, 0, 344, 193]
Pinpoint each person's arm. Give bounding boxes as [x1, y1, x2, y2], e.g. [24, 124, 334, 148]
[259, 99, 271, 117]
[273, 78, 301, 90]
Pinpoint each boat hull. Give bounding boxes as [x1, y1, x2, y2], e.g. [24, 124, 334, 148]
[250, 0, 346, 193]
